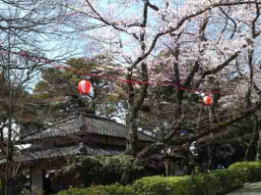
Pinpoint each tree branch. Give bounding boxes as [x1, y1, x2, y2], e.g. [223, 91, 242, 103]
[172, 99, 261, 145]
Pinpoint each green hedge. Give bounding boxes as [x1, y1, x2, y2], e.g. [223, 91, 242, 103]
[133, 176, 196, 195]
[228, 161, 261, 183]
[55, 161, 261, 195]
[55, 184, 134, 195]
[132, 168, 243, 195]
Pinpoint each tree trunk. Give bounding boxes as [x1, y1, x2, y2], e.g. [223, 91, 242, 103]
[126, 62, 148, 156]
[6, 178, 15, 195]
[255, 129, 261, 160]
[164, 158, 170, 176]
[5, 118, 14, 195]
[126, 113, 138, 156]
[1, 178, 6, 195]
[255, 111, 261, 160]
[244, 115, 258, 161]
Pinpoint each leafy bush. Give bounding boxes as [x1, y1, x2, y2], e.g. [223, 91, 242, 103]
[228, 161, 261, 183]
[55, 161, 261, 195]
[53, 155, 144, 190]
[191, 169, 242, 195]
[133, 176, 196, 195]
[55, 184, 133, 195]
[132, 169, 241, 195]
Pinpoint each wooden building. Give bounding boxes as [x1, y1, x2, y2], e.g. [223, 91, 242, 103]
[3, 113, 154, 194]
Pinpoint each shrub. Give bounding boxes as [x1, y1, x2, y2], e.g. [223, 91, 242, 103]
[132, 176, 196, 195]
[55, 184, 134, 195]
[52, 155, 144, 190]
[192, 169, 242, 195]
[132, 169, 241, 195]
[55, 161, 261, 195]
[228, 161, 261, 183]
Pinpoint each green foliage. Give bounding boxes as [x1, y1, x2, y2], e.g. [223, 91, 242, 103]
[191, 169, 242, 195]
[33, 56, 125, 121]
[55, 184, 133, 195]
[55, 161, 261, 195]
[132, 176, 196, 195]
[133, 161, 261, 195]
[54, 155, 144, 188]
[132, 165, 249, 195]
[228, 161, 261, 183]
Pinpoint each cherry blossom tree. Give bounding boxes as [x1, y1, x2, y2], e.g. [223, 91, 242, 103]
[61, 0, 261, 156]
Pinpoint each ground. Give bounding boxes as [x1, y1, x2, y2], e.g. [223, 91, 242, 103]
[227, 182, 261, 195]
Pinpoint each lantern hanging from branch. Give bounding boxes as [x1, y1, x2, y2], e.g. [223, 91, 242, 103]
[78, 80, 92, 95]
[203, 95, 213, 105]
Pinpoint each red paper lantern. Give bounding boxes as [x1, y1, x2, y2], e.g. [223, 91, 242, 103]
[78, 80, 92, 95]
[203, 95, 213, 105]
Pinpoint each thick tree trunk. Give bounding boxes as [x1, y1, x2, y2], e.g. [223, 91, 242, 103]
[1, 178, 5, 195]
[164, 158, 170, 176]
[126, 67, 138, 155]
[6, 178, 15, 195]
[126, 62, 148, 156]
[255, 130, 261, 160]
[255, 111, 261, 160]
[244, 115, 258, 161]
[125, 1, 149, 155]
[5, 118, 14, 195]
[126, 112, 139, 156]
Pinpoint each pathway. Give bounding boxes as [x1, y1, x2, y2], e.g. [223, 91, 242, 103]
[227, 182, 261, 195]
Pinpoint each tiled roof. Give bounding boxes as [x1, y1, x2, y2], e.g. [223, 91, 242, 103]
[19, 114, 154, 143]
[2, 146, 123, 163]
